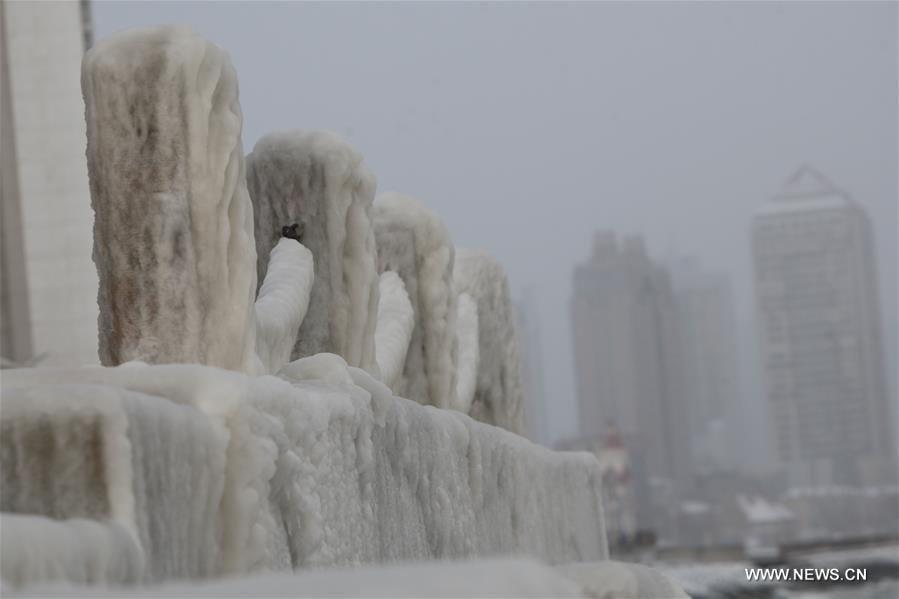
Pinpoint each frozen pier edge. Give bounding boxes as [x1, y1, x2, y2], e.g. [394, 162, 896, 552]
[1, 360, 607, 586]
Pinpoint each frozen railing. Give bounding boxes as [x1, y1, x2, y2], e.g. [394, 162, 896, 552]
[82, 24, 524, 432]
[0, 23, 684, 597]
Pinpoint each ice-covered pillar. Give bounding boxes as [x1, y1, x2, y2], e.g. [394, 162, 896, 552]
[246, 131, 380, 375]
[374, 271, 415, 390]
[82, 25, 258, 372]
[454, 292, 479, 414]
[372, 193, 458, 409]
[454, 249, 524, 434]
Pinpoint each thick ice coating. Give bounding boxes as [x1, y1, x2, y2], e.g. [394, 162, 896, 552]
[14, 558, 587, 598]
[82, 25, 258, 372]
[454, 292, 480, 413]
[1, 362, 607, 588]
[254, 239, 315, 374]
[372, 193, 458, 408]
[454, 249, 525, 434]
[374, 271, 415, 390]
[247, 131, 380, 376]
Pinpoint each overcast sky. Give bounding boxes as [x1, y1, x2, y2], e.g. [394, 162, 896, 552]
[95, 2, 897, 460]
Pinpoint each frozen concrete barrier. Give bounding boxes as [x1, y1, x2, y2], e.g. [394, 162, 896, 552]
[372, 193, 458, 409]
[454, 249, 525, 434]
[247, 131, 380, 376]
[83, 26, 258, 372]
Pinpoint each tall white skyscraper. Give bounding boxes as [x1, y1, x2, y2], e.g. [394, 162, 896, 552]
[752, 166, 896, 487]
[1, 1, 98, 367]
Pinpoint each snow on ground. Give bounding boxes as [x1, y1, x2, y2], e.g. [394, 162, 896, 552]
[83, 25, 258, 373]
[1, 360, 607, 589]
[372, 193, 458, 410]
[247, 131, 380, 376]
[255, 239, 315, 374]
[374, 271, 415, 390]
[454, 249, 525, 435]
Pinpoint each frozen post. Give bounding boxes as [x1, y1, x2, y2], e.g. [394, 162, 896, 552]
[247, 131, 380, 376]
[372, 193, 458, 409]
[374, 271, 415, 390]
[454, 249, 524, 434]
[82, 25, 258, 372]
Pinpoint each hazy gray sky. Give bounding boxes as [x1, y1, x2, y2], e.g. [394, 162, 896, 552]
[95, 2, 897, 458]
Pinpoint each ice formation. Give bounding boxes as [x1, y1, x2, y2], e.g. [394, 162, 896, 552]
[454, 250, 525, 434]
[0, 23, 695, 599]
[372, 193, 458, 409]
[1, 515, 143, 588]
[254, 239, 315, 374]
[454, 293, 480, 413]
[374, 271, 415, 390]
[1, 360, 607, 588]
[82, 25, 258, 373]
[13, 558, 587, 598]
[247, 131, 380, 376]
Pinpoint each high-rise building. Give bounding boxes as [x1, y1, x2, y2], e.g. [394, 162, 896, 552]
[752, 166, 896, 486]
[570, 232, 692, 532]
[667, 257, 741, 475]
[1, 1, 98, 367]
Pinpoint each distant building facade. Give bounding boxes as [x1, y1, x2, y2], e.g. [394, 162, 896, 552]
[752, 166, 896, 487]
[667, 257, 741, 475]
[570, 232, 691, 533]
[1, 1, 98, 367]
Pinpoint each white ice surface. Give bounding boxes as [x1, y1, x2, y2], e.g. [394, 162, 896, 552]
[454, 250, 525, 434]
[255, 239, 315, 374]
[372, 193, 458, 409]
[374, 271, 415, 391]
[558, 561, 689, 598]
[83, 25, 258, 372]
[278, 353, 355, 387]
[247, 131, 380, 376]
[454, 292, 479, 414]
[12, 558, 584, 598]
[1, 381, 229, 582]
[2, 361, 607, 589]
[1, 515, 143, 589]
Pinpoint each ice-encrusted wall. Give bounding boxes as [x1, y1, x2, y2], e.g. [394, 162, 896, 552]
[1, 360, 608, 588]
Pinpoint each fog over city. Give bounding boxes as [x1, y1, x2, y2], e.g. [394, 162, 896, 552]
[93, 1, 898, 464]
